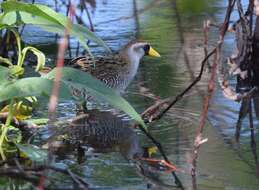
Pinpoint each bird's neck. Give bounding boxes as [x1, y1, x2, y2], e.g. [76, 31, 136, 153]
[120, 48, 141, 75]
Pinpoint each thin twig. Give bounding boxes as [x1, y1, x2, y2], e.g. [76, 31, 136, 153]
[248, 99, 259, 177]
[0, 163, 89, 189]
[45, 2, 76, 189]
[84, 3, 94, 32]
[191, 50, 218, 190]
[66, 0, 72, 58]
[191, 1, 236, 189]
[137, 126, 184, 189]
[203, 20, 211, 69]
[145, 48, 216, 124]
[235, 98, 249, 142]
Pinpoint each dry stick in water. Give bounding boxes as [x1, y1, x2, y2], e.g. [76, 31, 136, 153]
[248, 99, 259, 177]
[138, 49, 216, 189]
[138, 37, 217, 190]
[136, 125, 184, 190]
[84, 2, 94, 32]
[191, 50, 218, 190]
[40, 3, 82, 190]
[48, 6, 74, 121]
[140, 46, 216, 125]
[203, 20, 210, 69]
[144, 48, 216, 124]
[66, 0, 72, 58]
[138, 12, 221, 190]
[140, 1, 216, 123]
[191, 1, 236, 189]
[251, 2, 259, 177]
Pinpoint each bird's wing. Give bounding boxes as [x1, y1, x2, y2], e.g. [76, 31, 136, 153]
[70, 55, 128, 88]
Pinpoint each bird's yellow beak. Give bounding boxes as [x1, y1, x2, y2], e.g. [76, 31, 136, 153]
[147, 146, 158, 157]
[148, 46, 161, 57]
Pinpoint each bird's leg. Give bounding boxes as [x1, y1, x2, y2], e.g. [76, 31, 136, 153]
[75, 100, 88, 115]
[77, 142, 86, 164]
[81, 100, 88, 113]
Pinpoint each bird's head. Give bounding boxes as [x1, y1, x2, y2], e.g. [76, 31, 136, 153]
[120, 40, 161, 63]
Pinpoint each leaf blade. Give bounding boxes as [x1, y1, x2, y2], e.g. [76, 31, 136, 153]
[0, 77, 71, 102]
[0, 1, 111, 52]
[44, 67, 147, 129]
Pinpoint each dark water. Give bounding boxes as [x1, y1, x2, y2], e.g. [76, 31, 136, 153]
[13, 0, 259, 189]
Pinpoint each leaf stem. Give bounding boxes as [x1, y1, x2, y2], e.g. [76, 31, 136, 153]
[9, 29, 22, 67]
[0, 99, 15, 160]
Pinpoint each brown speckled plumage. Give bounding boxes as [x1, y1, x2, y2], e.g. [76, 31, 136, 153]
[70, 55, 129, 90]
[70, 40, 154, 92]
[67, 110, 143, 159]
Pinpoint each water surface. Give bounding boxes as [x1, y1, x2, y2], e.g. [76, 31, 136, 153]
[17, 0, 259, 189]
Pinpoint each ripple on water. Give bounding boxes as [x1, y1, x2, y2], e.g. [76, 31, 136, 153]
[18, 0, 259, 189]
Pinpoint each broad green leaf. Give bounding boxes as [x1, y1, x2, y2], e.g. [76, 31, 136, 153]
[0, 77, 72, 102]
[44, 67, 147, 129]
[16, 144, 47, 162]
[0, 12, 16, 27]
[0, 66, 10, 83]
[0, 1, 111, 53]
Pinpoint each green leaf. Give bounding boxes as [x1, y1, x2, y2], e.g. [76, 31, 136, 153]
[16, 144, 47, 162]
[0, 12, 16, 27]
[21, 46, 45, 72]
[0, 77, 72, 102]
[0, 56, 12, 66]
[0, 73, 146, 128]
[9, 65, 24, 77]
[0, 1, 111, 53]
[25, 118, 49, 125]
[44, 67, 147, 130]
[0, 66, 10, 83]
[7, 125, 22, 144]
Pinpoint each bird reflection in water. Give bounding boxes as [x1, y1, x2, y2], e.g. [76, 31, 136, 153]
[51, 109, 178, 189]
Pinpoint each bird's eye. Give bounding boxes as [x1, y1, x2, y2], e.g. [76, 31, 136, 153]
[143, 44, 150, 55]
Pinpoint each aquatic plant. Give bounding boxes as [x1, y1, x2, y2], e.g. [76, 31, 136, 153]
[0, 1, 147, 162]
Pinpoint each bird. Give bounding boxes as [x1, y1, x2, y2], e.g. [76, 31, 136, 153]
[67, 109, 144, 160]
[50, 110, 177, 189]
[70, 40, 160, 92]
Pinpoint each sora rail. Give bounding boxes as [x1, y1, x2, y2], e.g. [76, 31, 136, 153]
[70, 40, 160, 92]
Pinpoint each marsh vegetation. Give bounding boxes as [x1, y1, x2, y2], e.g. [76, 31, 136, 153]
[0, 0, 259, 190]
